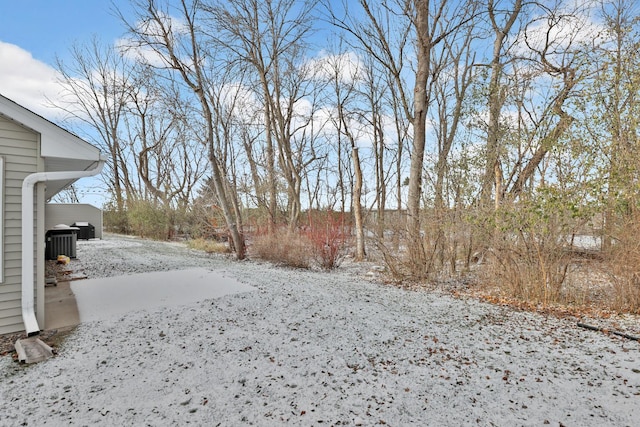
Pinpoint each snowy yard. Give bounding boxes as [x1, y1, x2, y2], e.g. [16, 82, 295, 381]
[1, 234, 638, 426]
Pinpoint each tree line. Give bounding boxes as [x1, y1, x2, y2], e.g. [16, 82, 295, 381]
[52, 0, 640, 309]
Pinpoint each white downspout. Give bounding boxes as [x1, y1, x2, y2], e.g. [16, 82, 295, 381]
[22, 160, 105, 336]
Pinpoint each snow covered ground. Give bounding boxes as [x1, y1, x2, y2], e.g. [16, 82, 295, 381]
[1, 234, 638, 426]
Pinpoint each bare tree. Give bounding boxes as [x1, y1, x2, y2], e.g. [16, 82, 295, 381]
[205, 0, 317, 231]
[505, 4, 586, 198]
[324, 0, 413, 257]
[323, 51, 367, 260]
[481, 0, 524, 209]
[326, 0, 476, 276]
[52, 37, 135, 216]
[405, 0, 478, 275]
[358, 55, 392, 241]
[125, 65, 207, 208]
[50, 184, 81, 204]
[582, 0, 640, 250]
[384, 69, 411, 250]
[122, 0, 245, 258]
[429, 15, 477, 272]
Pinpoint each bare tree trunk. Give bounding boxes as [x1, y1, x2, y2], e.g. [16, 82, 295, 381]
[509, 100, 575, 197]
[376, 127, 386, 240]
[352, 147, 366, 260]
[327, 48, 367, 260]
[262, 84, 278, 231]
[406, 0, 431, 273]
[481, 0, 522, 208]
[266, 143, 278, 230]
[507, 6, 581, 198]
[122, 0, 245, 258]
[327, 0, 473, 276]
[337, 97, 366, 260]
[208, 0, 315, 233]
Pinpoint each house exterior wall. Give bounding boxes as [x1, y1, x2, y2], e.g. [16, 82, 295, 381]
[0, 115, 39, 334]
[45, 203, 103, 239]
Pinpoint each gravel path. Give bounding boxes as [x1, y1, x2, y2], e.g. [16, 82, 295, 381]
[1, 234, 638, 426]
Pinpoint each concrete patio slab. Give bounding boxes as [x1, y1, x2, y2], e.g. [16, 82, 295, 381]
[45, 280, 80, 330]
[70, 268, 256, 323]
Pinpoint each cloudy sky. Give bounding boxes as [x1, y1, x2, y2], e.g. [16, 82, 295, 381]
[0, 1, 138, 205]
[0, 1, 130, 118]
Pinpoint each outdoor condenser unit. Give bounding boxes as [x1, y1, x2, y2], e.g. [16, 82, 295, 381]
[45, 226, 78, 260]
[72, 222, 95, 240]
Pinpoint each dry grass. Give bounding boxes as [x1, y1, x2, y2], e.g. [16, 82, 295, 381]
[249, 232, 312, 269]
[186, 238, 231, 254]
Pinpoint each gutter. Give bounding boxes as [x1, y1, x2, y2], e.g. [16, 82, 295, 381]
[21, 159, 105, 336]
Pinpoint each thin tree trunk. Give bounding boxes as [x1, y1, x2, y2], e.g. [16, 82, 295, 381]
[407, 0, 431, 273]
[482, 0, 522, 208]
[352, 148, 366, 261]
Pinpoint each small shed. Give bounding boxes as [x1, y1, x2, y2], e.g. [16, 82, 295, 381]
[0, 93, 105, 335]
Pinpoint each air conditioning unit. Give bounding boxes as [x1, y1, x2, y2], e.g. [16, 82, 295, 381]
[45, 226, 78, 260]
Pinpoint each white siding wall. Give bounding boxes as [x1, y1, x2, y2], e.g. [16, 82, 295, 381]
[0, 115, 39, 334]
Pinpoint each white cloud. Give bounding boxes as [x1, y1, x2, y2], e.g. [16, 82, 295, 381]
[114, 38, 163, 67]
[0, 41, 65, 120]
[115, 12, 190, 68]
[216, 82, 262, 124]
[517, 7, 604, 57]
[307, 51, 364, 84]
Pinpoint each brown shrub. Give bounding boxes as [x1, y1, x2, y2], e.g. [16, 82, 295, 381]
[480, 235, 573, 305]
[605, 215, 640, 313]
[249, 231, 312, 269]
[476, 202, 576, 306]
